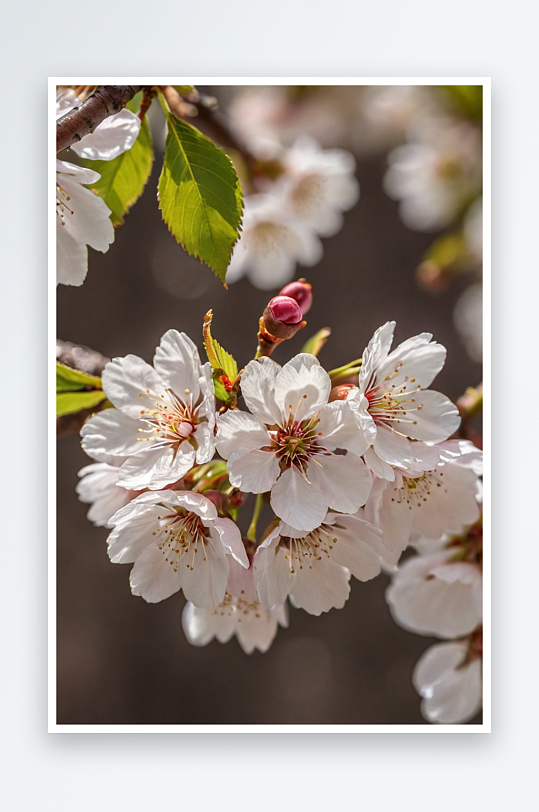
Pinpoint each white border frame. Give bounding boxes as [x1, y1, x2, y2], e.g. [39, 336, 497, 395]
[49, 76, 490, 733]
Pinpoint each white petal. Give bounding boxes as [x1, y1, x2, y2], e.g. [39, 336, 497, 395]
[253, 544, 294, 610]
[215, 410, 269, 460]
[312, 452, 372, 513]
[117, 443, 196, 490]
[102, 355, 167, 418]
[181, 602, 218, 647]
[57, 170, 114, 251]
[81, 408, 142, 459]
[413, 641, 482, 724]
[359, 321, 395, 391]
[211, 519, 249, 568]
[239, 358, 281, 425]
[404, 390, 461, 443]
[270, 465, 326, 532]
[107, 505, 165, 563]
[179, 540, 229, 608]
[153, 330, 202, 402]
[327, 515, 384, 581]
[56, 221, 88, 286]
[227, 448, 280, 493]
[289, 555, 351, 615]
[273, 354, 331, 422]
[378, 333, 447, 390]
[129, 542, 182, 603]
[372, 424, 413, 467]
[364, 446, 396, 481]
[226, 559, 257, 601]
[317, 400, 371, 456]
[70, 109, 141, 161]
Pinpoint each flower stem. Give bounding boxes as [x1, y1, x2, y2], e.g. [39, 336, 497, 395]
[246, 493, 264, 542]
[328, 358, 362, 381]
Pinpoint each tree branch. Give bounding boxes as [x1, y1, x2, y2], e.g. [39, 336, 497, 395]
[56, 85, 142, 154]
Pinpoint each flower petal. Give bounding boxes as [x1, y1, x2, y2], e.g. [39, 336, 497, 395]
[289, 555, 351, 615]
[81, 408, 143, 459]
[253, 544, 294, 610]
[273, 354, 331, 422]
[403, 390, 460, 443]
[102, 355, 167, 418]
[211, 518, 249, 568]
[56, 221, 88, 286]
[215, 410, 269, 459]
[153, 330, 202, 402]
[312, 452, 372, 514]
[129, 542, 182, 603]
[70, 109, 141, 161]
[270, 464, 326, 532]
[239, 358, 281, 425]
[57, 169, 114, 251]
[227, 449, 280, 493]
[179, 540, 229, 608]
[317, 400, 370, 456]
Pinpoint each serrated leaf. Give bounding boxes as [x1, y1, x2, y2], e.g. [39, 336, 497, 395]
[301, 327, 331, 357]
[57, 390, 108, 417]
[56, 361, 102, 392]
[203, 311, 238, 380]
[158, 109, 243, 283]
[83, 93, 154, 226]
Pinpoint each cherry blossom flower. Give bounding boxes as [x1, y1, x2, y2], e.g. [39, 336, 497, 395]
[386, 547, 482, 638]
[182, 558, 288, 653]
[413, 637, 482, 724]
[366, 441, 482, 564]
[253, 511, 383, 615]
[56, 87, 141, 286]
[277, 137, 360, 237]
[226, 194, 322, 290]
[81, 330, 215, 490]
[383, 118, 482, 231]
[76, 454, 139, 527]
[56, 160, 115, 286]
[107, 490, 248, 607]
[345, 322, 461, 481]
[216, 354, 372, 533]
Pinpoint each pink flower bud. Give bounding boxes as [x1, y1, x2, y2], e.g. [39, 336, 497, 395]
[278, 279, 313, 315]
[329, 384, 357, 402]
[268, 295, 303, 325]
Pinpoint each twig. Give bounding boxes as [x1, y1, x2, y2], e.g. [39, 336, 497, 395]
[56, 85, 142, 154]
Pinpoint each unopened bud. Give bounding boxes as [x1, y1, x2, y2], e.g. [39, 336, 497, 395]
[329, 384, 357, 402]
[278, 279, 313, 315]
[263, 295, 304, 339]
[204, 490, 229, 514]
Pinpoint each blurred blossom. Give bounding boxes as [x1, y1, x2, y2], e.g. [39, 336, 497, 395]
[384, 118, 482, 231]
[360, 85, 442, 150]
[413, 638, 482, 724]
[464, 197, 483, 265]
[277, 137, 360, 237]
[226, 194, 322, 289]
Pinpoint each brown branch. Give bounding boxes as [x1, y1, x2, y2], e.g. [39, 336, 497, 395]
[56, 85, 142, 154]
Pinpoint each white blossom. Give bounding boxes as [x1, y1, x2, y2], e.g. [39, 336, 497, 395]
[346, 322, 460, 481]
[366, 440, 482, 564]
[277, 137, 360, 237]
[386, 546, 482, 638]
[56, 87, 141, 286]
[253, 511, 383, 615]
[216, 354, 372, 533]
[413, 638, 482, 724]
[76, 455, 138, 527]
[383, 118, 482, 231]
[107, 490, 248, 608]
[226, 193, 322, 290]
[81, 330, 215, 490]
[182, 558, 288, 654]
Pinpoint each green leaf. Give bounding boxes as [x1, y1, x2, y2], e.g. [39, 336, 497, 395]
[83, 93, 154, 226]
[56, 390, 108, 417]
[301, 327, 331, 357]
[56, 361, 102, 392]
[203, 310, 239, 404]
[157, 107, 243, 284]
[441, 85, 483, 119]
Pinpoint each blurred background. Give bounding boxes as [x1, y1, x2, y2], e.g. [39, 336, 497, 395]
[56, 84, 483, 725]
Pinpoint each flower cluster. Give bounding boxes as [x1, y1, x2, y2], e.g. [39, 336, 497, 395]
[386, 517, 483, 724]
[77, 283, 482, 675]
[226, 136, 359, 290]
[56, 87, 141, 286]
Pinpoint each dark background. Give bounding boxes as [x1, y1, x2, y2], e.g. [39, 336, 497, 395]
[56, 87, 482, 725]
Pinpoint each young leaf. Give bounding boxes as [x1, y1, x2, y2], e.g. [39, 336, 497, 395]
[57, 390, 108, 417]
[56, 361, 102, 392]
[158, 110, 243, 284]
[301, 327, 331, 357]
[172, 85, 195, 96]
[203, 311, 239, 404]
[83, 93, 154, 226]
